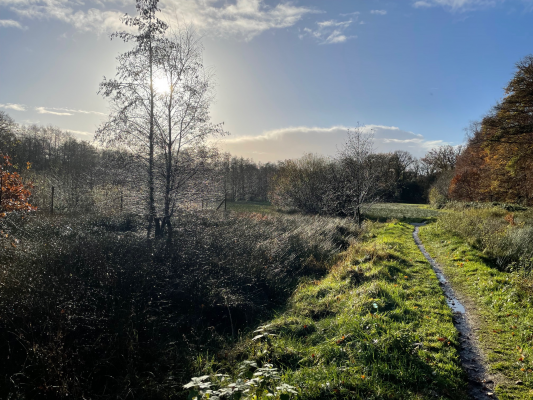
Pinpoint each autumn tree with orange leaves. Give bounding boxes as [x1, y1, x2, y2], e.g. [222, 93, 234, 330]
[450, 54, 533, 205]
[0, 154, 36, 217]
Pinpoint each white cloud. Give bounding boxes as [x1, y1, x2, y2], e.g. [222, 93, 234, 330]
[0, 18, 27, 29]
[370, 9, 387, 15]
[218, 125, 448, 162]
[412, 0, 502, 11]
[35, 106, 105, 116]
[413, 1, 433, 7]
[36, 107, 72, 116]
[301, 19, 355, 44]
[340, 11, 360, 16]
[0, 0, 318, 39]
[0, 103, 27, 111]
[47, 107, 105, 115]
[0, 0, 125, 34]
[161, 0, 319, 41]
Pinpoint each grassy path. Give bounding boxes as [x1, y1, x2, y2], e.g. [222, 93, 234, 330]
[413, 224, 497, 399]
[419, 223, 533, 399]
[194, 222, 468, 399]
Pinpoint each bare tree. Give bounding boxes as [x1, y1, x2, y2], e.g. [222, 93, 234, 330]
[152, 26, 225, 239]
[97, 0, 168, 239]
[421, 145, 463, 175]
[333, 127, 382, 225]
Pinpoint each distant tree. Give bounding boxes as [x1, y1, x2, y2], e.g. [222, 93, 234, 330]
[0, 112, 18, 160]
[332, 127, 383, 225]
[269, 154, 331, 214]
[421, 145, 463, 175]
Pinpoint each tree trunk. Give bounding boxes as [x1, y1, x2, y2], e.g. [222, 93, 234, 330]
[147, 36, 156, 240]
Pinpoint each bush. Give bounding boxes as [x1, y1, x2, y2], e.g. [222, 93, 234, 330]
[0, 210, 361, 399]
[436, 207, 533, 271]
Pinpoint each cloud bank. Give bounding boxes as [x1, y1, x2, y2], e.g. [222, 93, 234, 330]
[35, 106, 105, 116]
[218, 125, 448, 163]
[0, 0, 318, 39]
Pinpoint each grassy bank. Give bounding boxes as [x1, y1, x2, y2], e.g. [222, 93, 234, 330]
[434, 205, 533, 272]
[189, 222, 467, 400]
[420, 222, 533, 399]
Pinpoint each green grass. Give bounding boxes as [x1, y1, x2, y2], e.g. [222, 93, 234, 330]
[226, 200, 276, 214]
[363, 203, 441, 223]
[191, 222, 467, 399]
[420, 222, 533, 399]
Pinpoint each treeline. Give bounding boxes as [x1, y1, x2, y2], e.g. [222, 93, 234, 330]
[1, 110, 467, 217]
[269, 138, 462, 218]
[222, 156, 277, 202]
[1, 111, 464, 217]
[0, 113, 275, 213]
[449, 54, 533, 205]
[0, 113, 221, 213]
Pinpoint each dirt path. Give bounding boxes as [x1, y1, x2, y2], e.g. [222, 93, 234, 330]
[411, 223, 498, 400]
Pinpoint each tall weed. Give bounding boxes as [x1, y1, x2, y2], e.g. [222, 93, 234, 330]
[436, 207, 533, 272]
[0, 210, 360, 399]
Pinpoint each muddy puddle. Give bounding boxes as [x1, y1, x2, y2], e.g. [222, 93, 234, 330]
[411, 223, 498, 400]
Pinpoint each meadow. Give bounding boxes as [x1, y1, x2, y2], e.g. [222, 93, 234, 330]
[2, 201, 533, 399]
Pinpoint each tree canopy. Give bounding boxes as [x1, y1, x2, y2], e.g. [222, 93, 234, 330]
[450, 54, 533, 205]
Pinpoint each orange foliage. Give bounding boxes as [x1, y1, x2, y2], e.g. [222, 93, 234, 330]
[449, 55, 533, 205]
[0, 154, 36, 217]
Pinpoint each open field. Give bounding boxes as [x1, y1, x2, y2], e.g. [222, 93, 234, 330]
[3, 202, 533, 399]
[226, 201, 441, 223]
[362, 203, 441, 223]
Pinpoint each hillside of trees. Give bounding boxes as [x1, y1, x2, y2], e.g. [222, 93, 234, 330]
[450, 55, 533, 205]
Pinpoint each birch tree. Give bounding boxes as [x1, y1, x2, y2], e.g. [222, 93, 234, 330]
[97, 0, 167, 238]
[152, 26, 224, 239]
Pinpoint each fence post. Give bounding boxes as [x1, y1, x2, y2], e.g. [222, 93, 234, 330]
[51, 186, 54, 215]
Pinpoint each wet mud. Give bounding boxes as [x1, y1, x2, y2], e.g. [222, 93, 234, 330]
[411, 223, 498, 400]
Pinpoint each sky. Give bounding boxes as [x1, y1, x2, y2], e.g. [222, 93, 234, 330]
[1, 0, 532, 162]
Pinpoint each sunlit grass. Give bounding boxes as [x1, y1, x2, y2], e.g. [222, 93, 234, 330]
[363, 203, 441, 223]
[193, 222, 467, 399]
[420, 223, 533, 398]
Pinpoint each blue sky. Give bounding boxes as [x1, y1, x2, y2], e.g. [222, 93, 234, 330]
[1, 0, 532, 162]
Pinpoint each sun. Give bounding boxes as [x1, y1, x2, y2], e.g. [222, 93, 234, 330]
[153, 76, 171, 94]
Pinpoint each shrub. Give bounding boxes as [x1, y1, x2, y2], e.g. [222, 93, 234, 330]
[0, 210, 360, 399]
[436, 207, 533, 271]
